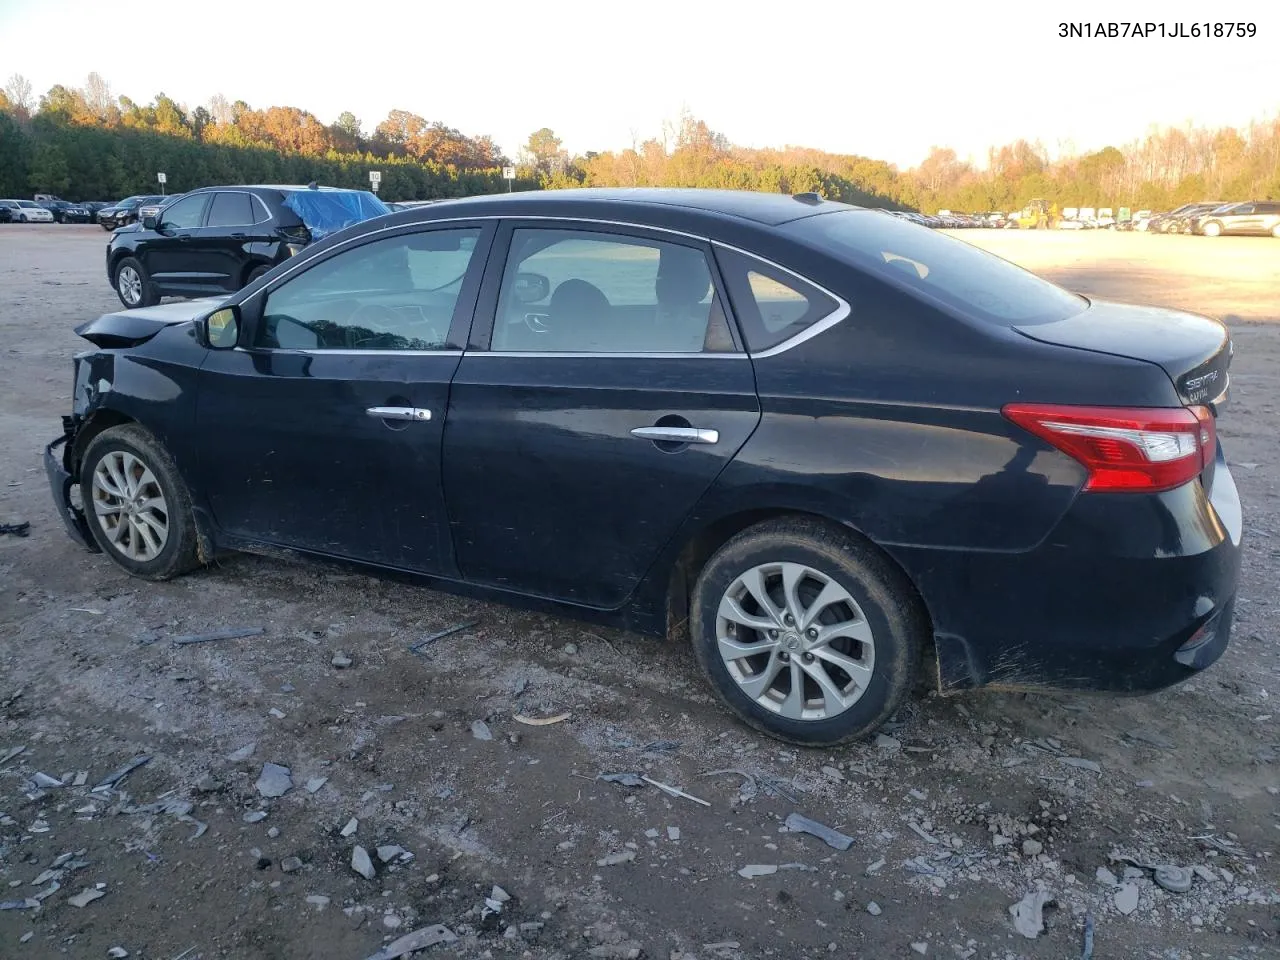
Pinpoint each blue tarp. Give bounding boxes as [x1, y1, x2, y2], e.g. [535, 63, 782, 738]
[282, 188, 390, 240]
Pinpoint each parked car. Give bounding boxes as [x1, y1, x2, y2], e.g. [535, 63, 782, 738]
[106, 184, 390, 308]
[1193, 201, 1280, 238]
[37, 199, 94, 223]
[98, 195, 167, 231]
[1157, 202, 1223, 234]
[45, 188, 1241, 746]
[137, 196, 176, 221]
[1, 199, 55, 222]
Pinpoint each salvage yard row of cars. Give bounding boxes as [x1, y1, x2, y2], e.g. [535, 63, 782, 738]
[40, 186, 1241, 746]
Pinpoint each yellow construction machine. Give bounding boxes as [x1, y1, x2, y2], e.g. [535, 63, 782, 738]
[1015, 198, 1051, 229]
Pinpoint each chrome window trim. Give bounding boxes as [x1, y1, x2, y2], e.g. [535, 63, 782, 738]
[250, 213, 851, 361]
[232, 347, 463, 357]
[712, 240, 852, 359]
[473, 351, 748, 360]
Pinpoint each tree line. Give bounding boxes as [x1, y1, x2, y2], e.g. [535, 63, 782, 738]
[2, 73, 1278, 212]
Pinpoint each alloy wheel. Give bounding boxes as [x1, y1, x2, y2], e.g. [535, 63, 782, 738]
[715, 561, 875, 721]
[117, 265, 142, 305]
[91, 450, 169, 561]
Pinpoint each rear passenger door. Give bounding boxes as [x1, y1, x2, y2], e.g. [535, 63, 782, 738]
[441, 221, 761, 608]
[199, 191, 261, 291]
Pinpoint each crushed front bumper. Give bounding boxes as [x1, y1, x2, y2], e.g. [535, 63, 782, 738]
[44, 434, 99, 552]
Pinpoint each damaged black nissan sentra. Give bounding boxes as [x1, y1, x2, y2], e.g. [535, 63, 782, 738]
[43, 188, 1242, 745]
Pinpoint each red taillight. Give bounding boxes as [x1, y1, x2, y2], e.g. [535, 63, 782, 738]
[1002, 403, 1216, 493]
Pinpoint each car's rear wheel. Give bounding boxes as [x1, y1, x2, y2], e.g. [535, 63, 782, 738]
[689, 517, 925, 746]
[81, 425, 201, 580]
[1201, 221, 1222, 237]
[244, 265, 270, 288]
[1272, 224, 1280, 239]
[114, 257, 157, 309]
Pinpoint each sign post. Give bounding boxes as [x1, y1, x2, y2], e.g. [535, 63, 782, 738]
[369, 170, 381, 195]
[157, 171, 167, 196]
[502, 166, 515, 193]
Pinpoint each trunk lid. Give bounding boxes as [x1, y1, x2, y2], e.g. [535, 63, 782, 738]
[1014, 299, 1231, 408]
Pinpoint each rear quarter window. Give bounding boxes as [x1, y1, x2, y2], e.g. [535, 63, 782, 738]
[716, 247, 839, 352]
[784, 210, 1087, 327]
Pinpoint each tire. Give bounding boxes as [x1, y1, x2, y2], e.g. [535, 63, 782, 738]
[17, 214, 27, 223]
[80, 424, 202, 581]
[114, 256, 158, 309]
[244, 265, 270, 288]
[1201, 221, 1222, 237]
[101, 223, 113, 232]
[1271, 224, 1280, 239]
[689, 517, 925, 746]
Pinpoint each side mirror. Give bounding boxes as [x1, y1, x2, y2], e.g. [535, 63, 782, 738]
[202, 306, 241, 349]
[512, 271, 551, 304]
[143, 215, 158, 230]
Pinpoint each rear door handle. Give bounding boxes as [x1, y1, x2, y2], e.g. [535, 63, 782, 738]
[631, 426, 719, 445]
[366, 406, 431, 422]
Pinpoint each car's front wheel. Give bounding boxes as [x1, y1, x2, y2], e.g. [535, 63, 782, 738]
[114, 257, 158, 309]
[81, 424, 202, 580]
[690, 518, 925, 746]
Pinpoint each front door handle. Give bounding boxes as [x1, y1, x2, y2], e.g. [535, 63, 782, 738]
[366, 406, 431, 422]
[631, 426, 719, 445]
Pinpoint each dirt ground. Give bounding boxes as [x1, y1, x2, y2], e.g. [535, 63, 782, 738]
[1, 224, 1278, 960]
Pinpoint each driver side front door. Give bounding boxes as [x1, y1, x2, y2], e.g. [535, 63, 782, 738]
[194, 222, 494, 575]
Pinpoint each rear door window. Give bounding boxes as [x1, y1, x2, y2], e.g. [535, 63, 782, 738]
[206, 192, 255, 227]
[489, 228, 736, 353]
[785, 210, 1087, 327]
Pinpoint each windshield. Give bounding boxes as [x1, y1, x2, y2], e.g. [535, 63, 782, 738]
[788, 210, 1087, 327]
[17, 201, 39, 208]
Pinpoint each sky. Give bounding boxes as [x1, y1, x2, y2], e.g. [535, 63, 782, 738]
[0, 0, 1274, 169]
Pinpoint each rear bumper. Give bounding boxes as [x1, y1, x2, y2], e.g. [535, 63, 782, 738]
[901, 453, 1242, 694]
[44, 435, 99, 552]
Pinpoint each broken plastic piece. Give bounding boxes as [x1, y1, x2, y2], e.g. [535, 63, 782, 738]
[784, 812, 854, 851]
[597, 772, 645, 787]
[93, 755, 151, 792]
[363, 924, 458, 960]
[1010, 889, 1052, 938]
[408, 620, 479, 653]
[172, 626, 265, 646]
[641, 775, 710, 806]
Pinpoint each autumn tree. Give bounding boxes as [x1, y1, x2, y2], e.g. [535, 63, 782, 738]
[4, 73, 34, 117]
[522, 127, 565, 174]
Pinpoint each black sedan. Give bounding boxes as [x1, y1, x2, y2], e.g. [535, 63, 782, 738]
[43, 188, 1242, 745]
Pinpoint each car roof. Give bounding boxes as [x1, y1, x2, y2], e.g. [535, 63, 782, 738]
[184, 184, 373, 195]
[403, 188, 859, 228]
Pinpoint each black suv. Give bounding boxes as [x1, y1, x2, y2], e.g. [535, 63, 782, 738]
[105, 185, 390, 308]
[98, 195, 167, 231]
